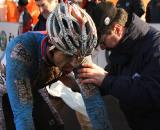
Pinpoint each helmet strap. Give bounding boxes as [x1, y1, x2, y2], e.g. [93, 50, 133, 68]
[41, 36, 56, 66]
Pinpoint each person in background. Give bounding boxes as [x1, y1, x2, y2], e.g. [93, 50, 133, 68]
[85, 0, 101, 21]
[33, 0, 58, 31]
[6, 0, 19, 22]
[18, 0, 33, 33]
[116, 0, 145, 17]
[78, 1, 160, 130]
[145, 0, 160, 23]
[0, 56, 7, 130]
[75, 0, 105, 21]
[26, 0, 40, 26]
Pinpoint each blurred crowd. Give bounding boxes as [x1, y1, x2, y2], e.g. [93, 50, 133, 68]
[0, 0, 160, 33]
[0, 0, 40, 32]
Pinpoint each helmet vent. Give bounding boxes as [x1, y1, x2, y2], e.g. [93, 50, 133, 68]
[72, 21, 81, 35]
[62, 37, 69, 49]
[85, 21, 90, 35]
[55, 18, 60, 34]
[62, 18, 69, 29]
[68, 35, 78, 48]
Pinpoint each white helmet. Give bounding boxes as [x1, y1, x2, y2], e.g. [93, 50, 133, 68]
[46, 2, 97, 57]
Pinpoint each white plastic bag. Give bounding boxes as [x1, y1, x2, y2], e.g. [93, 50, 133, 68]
[46, 81, 88, 117]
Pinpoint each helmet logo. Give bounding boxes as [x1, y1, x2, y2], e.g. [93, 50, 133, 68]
[104, 17, 111, 26]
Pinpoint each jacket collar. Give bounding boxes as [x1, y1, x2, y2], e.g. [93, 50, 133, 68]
[112, 14, 149, 54]
[109, 14, 150, 65]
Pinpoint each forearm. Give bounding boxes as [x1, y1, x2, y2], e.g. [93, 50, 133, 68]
[13, 105, 34, 130]
[6, 76, 35, 130]
[6, 42, 35, 130]
[75, 55, 112, 130]
[100, 75, 160, 108]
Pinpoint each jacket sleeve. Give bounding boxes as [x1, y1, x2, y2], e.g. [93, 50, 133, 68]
[133, 0, 145, 17]
[100, 49, 160, 109]
[6, 36, 35, 130]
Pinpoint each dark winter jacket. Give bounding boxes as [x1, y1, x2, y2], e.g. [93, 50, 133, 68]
[116, 0, 145, 17]
[33, 15, 46, 31]
[100, 14, 160, 130]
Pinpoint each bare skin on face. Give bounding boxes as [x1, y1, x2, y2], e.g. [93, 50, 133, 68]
[35, 0, 58, 19]
[99, 23, 125, 50]
[47, 48, 80, 74]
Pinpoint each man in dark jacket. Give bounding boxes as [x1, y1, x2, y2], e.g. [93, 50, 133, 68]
[79, 1, 160, 130]
[116, 0, 145, 17]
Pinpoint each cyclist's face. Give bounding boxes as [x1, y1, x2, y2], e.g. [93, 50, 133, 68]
[53, 50, 79, 74]
[35, 0, 58, 19]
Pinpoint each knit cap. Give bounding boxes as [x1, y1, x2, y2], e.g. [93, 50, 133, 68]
[93, 1, 128, 35]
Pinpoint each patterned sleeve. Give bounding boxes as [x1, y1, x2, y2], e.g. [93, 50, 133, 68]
[6, 36, 35, 130]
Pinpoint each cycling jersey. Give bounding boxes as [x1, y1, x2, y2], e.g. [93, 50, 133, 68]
[6, 32, 64, 130]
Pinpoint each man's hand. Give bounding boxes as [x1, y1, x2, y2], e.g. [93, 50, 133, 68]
[78, 63, 108, 87]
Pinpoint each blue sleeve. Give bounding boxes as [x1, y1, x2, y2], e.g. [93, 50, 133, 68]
[100, 51, 160, 108]
[6, 35, 35, 130]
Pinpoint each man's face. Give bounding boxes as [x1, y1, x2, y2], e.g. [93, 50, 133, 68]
[99, 25, 124, 50]
[35, 0, 58, 19]
[99, 33, 120, 50]
[53, 50, 79, 74]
